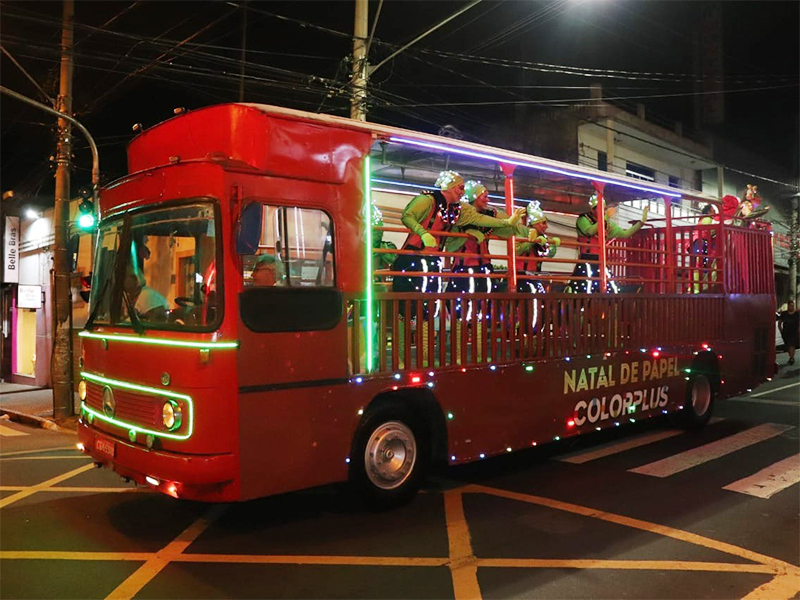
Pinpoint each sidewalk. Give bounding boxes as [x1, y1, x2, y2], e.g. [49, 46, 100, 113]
[0, 382, 80, 430]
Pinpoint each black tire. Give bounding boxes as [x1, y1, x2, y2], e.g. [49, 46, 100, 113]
[676, 373, 715, 429]
[349, 407, 428, 507]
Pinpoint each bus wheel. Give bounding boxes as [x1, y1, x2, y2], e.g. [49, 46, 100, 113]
[677, 374, 714, 429]
[351, 410, 427, 506]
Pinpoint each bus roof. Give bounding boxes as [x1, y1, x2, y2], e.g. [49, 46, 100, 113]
[243, 103, 720, 208]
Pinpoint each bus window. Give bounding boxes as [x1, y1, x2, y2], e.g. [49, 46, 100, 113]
[90, 202, 220, 330]
[241, 204, 341, 333]
[244, 205, 334, 288]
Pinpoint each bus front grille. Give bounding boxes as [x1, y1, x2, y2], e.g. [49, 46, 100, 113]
[85, 382, 162, 429]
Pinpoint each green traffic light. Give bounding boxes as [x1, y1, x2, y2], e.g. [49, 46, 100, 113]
[77, 212, 95, 230]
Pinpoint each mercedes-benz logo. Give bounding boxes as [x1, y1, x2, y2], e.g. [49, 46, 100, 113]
[102, 386, 116, 418]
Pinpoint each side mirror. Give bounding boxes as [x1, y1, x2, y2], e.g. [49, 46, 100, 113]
[237, 202, 263, 254]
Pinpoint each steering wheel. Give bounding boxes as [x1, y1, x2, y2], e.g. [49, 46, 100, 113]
[173, 296, 198, 308]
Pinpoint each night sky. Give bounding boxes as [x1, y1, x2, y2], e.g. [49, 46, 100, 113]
[1, 0, 798, 210]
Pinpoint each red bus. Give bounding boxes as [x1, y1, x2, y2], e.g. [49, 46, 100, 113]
[77, 103, 775, 504]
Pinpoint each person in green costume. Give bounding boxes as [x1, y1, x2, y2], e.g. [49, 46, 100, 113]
[570, 190, 648, 293]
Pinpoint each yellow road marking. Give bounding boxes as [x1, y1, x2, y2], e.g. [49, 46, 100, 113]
[444, 489, 482, 600]
[0, 446, 79, 457]
[0, 464, 95, 509]
[0, 551, 777, 574]
[2, 479, 797, 600]
[0, 486, 147, 493]
[476, 559, 775, 573]
[466, 484, 800, 575]
[2, 551, 152, 561]
[176, 554, 448, 566]
[105, 505, 227, 600]
[743, 573, 800, 600]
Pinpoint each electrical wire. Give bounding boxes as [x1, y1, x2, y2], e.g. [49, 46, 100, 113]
[382, 83, 800, 107]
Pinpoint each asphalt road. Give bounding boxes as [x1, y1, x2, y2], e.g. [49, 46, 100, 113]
[1, 362, 798, 600]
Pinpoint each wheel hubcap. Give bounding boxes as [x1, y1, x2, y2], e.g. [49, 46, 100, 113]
[692, 375, 712, 416]
[364, 421, 417, 490]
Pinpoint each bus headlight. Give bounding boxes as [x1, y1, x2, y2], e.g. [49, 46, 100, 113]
[162, 400, 182, 431]
[78, 380, 87, 401]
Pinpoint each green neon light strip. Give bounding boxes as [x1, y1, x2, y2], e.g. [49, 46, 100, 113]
[364, 155, 374, 373]
[80, 371, 194, 440]
[78, 331, 239, 349]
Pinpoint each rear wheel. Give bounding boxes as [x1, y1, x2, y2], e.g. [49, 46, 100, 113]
[350, 408, 428, 507]
[677, 373, 714, 429]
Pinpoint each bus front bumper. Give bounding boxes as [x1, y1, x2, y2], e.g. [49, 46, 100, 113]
[77, 422, 235, 493]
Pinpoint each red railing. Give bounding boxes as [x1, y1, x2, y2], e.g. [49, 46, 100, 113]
[347, 294, 725, 374]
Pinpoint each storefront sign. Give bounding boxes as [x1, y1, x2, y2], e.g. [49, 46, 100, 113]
[18, 285, 42, 309]
[4, 216, 19, 283]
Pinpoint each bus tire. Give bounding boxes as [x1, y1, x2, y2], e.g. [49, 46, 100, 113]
[676, 373, 715, 429]
[350, 408, 428, 507]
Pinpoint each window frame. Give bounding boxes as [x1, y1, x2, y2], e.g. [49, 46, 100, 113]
[241, 199, 337, 289]
[90, 197, 225, 334]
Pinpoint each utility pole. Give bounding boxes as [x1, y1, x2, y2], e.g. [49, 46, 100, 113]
[350, 0, 368, 121]
[790, 195, 799, 302]
[52, 0, 75, 418]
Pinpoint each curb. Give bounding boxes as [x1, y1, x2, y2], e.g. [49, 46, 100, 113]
[0, 409, 77, 434]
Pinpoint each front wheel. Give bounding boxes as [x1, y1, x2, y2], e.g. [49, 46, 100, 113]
[350, 409, 428, 507]
[676, 374, 715, 429]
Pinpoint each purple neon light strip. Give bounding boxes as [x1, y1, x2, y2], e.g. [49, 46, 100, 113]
[388, 136, 682, 198]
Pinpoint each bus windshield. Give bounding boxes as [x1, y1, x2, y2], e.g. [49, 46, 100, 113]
[88, 202, 220, 331]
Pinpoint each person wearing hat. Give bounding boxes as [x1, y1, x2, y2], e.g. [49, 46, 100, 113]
[734, 184, 771, 227]
[250, 254, 285, 287]
[689, 204, 718, 293]
[515, 200, 561, 294]
[444, 180, 530, 307]
[570, 187, 649, 293]
[391, 171, 525, 307]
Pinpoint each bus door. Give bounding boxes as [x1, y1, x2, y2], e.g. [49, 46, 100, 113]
[237, 202, 345, 389]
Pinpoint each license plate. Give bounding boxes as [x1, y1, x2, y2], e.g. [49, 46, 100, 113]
[95, 436, 115, 459]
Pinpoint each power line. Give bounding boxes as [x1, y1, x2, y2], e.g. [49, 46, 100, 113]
[384, 83, 800, 107]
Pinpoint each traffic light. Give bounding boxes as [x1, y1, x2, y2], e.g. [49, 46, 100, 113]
[77, 198, 95, 231]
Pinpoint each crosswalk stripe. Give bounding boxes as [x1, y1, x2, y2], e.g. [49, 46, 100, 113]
[0, 423, 28, 437]
[629, 423, 794, 478]
[722, 454, 800, 499]
[557, 418, 724, 464]
[749, 381, 800, 398]
[729, 397, 799, 407]
[558, 430, 683, 464]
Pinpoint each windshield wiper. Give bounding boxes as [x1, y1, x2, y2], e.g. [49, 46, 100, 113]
[121, 288, 145, 335]
[84, 274, 110, 331]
